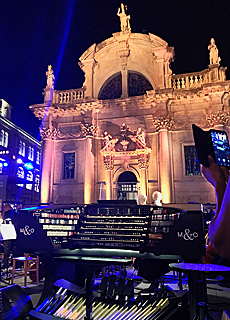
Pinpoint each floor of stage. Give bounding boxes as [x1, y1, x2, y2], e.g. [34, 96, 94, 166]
[1, 266, 230, 319]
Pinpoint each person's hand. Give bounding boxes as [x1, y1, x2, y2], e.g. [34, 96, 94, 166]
[201, 155, 229, 188]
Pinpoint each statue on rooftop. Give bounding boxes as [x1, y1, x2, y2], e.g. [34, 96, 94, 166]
[46, 65, 55, 88]
[208, 38, 220, 65]
[117, 3, 131, 33]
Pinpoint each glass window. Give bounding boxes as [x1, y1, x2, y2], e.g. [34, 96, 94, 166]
[3, 131, 8, 148]
[128, 72, 153, 97]
[63, 152, 75, 179]
[0, 130, 8, 147]
[184, 146, 201, 176]
[28, 146, 34, 161]
[0, 130, 4, 146]
[98, 73, 122, 100]
[117, 183, 138, 200]
[36, 151, 40, 164]
[17, 166, 24, 187]
[26, 171, 33, 190]
[34, 173, 40, 193]
[19, 141, 25, 157]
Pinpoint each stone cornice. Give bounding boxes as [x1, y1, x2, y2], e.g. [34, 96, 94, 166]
[30, 80, 230, 120]
[29, 103, 48, 120]
[30, 101, 102, 119]
[101, 148, 151, 157]
[55, 130, 82, 140]
[80, 123, 98, 137]
[40, 128, 58, 140]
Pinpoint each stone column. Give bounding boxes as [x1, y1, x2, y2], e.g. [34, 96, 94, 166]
[40, 137, 52, 204]
[84, 137, 94, 204]
[105, 169, 112, 200]
[209, 64, 220, 82]
[121, 69, 128, 98]
[43, 88, 54, 104]
[103, 156, 114, 200]
[114, 32, 130, 99]
[157, 59, 165, 89]
[78, 56, 97, 99]
[158, 129, 171, 204]
[40, 117, 57, 204]
[153, 115, 175, 204]
[138, 155, 148, 197]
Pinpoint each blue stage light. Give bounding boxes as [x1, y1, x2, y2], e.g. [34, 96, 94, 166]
[24, 162, 34, 170]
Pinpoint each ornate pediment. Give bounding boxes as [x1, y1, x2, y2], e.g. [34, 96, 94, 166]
[100, 123, 151, 156]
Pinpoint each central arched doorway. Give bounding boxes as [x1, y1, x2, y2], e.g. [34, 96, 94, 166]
[117, 171, 138, 201]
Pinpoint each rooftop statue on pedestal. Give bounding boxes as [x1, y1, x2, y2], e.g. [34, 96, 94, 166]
[117, 3, 131, 33]
[208, 38, 220, 65]
[46, 65, 55, 89]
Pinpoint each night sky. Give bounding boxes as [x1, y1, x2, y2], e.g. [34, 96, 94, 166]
[1, 0, 230, 138]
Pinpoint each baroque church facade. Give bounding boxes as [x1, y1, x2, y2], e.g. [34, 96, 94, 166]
[30, 5, 230, 205]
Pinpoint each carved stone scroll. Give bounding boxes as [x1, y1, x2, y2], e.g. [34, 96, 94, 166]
[152, 115, 175, 132]
[206, 111, 229, 127]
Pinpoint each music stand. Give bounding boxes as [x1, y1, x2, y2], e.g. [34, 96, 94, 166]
[0, 222, 17, 283]
[0, 222, 17, 320]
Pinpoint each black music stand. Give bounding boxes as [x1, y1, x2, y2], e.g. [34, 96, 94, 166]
[170, 263, 230, 320]
[0, 223, 17, 320]
[0, 223, 17, 282]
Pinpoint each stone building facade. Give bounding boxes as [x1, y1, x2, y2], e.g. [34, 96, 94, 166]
[30, 6, 230, 205]
[0, 99, 41, 205]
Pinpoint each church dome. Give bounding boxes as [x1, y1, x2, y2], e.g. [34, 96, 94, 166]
[78, 5, 174, 99]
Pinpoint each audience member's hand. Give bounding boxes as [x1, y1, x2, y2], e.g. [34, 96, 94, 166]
[201, 155, 229, 188]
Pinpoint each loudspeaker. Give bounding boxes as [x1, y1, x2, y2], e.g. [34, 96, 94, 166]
[1, 284, 33, 320]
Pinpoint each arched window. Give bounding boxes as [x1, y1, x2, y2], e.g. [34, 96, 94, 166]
[117, 171, 138, 201]
[128, 72, 153, 97]
[99, 71, 153, 100]
[98, 73, 122, 100]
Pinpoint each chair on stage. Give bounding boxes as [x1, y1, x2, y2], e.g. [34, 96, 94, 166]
[11, 253, 39, 287]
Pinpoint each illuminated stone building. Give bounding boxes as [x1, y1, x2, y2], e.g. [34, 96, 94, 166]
[30, 6, 230, 205]
[0, 99, 41, 205]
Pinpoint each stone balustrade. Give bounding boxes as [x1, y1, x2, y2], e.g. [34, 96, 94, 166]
[52, 87, 86, 103]
[172, 69, 210, 89]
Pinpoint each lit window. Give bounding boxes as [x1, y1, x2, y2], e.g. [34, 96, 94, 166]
[3, 131, 8, 147]
[16, 166, 24, 187]
[184, 146, 201, 176]
[28, 146, 34, 161]
[34, 173, 40, 193]
[0, 130, 3, 146]
[36, 151, 40, 164]
[0, 130, 8, 147]
[19, 141, 25, 157]
[26, 171, 33, 190]
[63, 152, 75, 179]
